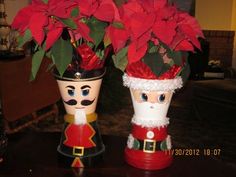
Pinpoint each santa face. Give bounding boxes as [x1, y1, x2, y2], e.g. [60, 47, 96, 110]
[57, 79, 102, 115]
[130, 89, 173, 127]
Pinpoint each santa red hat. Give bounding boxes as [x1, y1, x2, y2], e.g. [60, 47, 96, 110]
[123, 61, 183, 91]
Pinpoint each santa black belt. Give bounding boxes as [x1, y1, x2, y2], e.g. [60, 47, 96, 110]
[60, 144, 97, 157]
[137, 139, 165, 153]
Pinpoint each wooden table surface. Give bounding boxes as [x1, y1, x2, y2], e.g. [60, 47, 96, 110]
[0, 132, 235, 177]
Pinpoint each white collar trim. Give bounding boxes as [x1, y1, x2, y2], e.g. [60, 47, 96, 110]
[131, 115, 169, 128]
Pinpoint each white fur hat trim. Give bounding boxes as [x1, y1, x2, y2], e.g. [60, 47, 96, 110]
[123, 73, 183, 91]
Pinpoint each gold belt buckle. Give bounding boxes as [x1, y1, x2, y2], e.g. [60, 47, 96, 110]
[143, 139, 156, 153]
[73, 146, 84, 156]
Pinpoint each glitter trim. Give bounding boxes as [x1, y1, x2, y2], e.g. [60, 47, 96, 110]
[123, 73, 183, 91]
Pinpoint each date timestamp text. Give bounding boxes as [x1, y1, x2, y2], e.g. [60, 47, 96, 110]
[164, 148, 221, 156]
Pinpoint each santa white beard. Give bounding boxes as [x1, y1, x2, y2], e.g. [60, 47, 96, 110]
[131, 93, 171, 128]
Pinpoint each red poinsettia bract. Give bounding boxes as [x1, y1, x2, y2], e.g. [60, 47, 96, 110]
[12, 0, 77, 50]
[107, 0, 204, 64]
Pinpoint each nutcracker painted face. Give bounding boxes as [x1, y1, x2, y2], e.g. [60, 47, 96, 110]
[130, 89, 173, 127]
[57, 79, 102, 115]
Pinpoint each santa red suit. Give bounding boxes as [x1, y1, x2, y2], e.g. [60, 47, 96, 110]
[125, 122, 172, 170]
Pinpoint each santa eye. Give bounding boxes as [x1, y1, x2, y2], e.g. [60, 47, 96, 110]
[141, 93, 148, 102]
[82, 89, 89, 96]
[158, 94, 166, 103]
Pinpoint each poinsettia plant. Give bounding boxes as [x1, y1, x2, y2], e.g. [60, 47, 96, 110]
[106, 0, 204, 80]
[12, 0, 120, 79]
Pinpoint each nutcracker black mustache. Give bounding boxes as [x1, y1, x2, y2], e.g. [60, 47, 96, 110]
[64, 98, 95, 106]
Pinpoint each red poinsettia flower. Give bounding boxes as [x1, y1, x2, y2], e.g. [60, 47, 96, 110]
[69, 20, 93, 42]
[74, 0, 120, 22]
[75, 0, 99, 17]
[108, 0, 203, 65]
[170, 12, 204, 51]
[11, 0, 121, 79]
[12, 0, 77, 50]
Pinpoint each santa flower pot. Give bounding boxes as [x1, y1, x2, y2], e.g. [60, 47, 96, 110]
[123, 73, 183, 170]
[54, 67, 106, 168]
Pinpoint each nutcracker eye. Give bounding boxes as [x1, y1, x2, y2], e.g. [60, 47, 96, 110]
[66, 85, 75, 97]
[82, 89, 89, 96]
[81, 85, 91, 97]
[158, 94, 166, 103]
[141, 93, 148, 102]
[68, 89, 75, 96]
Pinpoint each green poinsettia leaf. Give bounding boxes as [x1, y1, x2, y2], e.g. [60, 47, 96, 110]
[167, 51, 183, 66]
[148, 41, 158, 53]
[180, 60, 190, 85]
[46, 63, 55, 72]
[86, 41, 94, 49]
[114, 0, 126, 6]
[17, 35, 23, 47]
[179, 52, 190, 84]
[142, 52, 164, 76]
[95, 49, 104, 59]
[34, 44, 39, 52]
[45, 50, 51, 59]
[71, 7, 79, 17]
[60, 18, 77, 29]
[112, 47, 128, 72]
[45, 50, 55, 72]
[30, 49, 45, 81]
[148, 45, 158, 53]
[160, 63, 171, 75]
[104, 33, 111, 48]
[112, 21, 124, 29]
[87, 17, 108, 47]
[19, 29, 32, 47]
[51, 37, 72, 76]
[42, 0, 48, 4]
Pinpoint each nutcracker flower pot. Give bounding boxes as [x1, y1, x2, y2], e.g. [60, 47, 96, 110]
[11, 0, 119, 168]
[55, 66, 106, 167]
[106, 0, 204, 170]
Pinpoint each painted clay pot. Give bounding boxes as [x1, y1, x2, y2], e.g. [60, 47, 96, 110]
[123, 73, 183, 170]
[54, 68, 105, 168]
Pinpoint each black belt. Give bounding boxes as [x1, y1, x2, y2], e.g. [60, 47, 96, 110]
[60, 144, 97, 157]
[137, 139, 162, 153]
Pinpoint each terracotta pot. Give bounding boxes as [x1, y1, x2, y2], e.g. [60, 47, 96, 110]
[123, 74, 183, 170]
[54, 69, 105, 168]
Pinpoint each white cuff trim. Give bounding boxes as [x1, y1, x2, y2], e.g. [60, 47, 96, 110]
[123, 73, 183, 91]
[127, 134, 134, 149]
[166, 135, 172, 150]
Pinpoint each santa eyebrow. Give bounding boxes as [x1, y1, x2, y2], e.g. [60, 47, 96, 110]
[81, 85, 91, 90]
[66, 86, 75, 89]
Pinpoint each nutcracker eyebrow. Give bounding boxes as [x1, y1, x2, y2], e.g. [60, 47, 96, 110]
[66, 86, 75, 89]
[81, 85, 91, 89]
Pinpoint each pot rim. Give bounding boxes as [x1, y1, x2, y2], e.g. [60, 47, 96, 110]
[53, 68, 106, 82]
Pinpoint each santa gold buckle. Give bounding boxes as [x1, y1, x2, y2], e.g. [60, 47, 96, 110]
[143, 139, 156, 153]
[73, 146, 84, 156]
